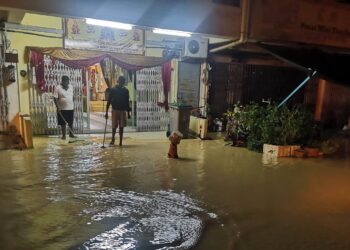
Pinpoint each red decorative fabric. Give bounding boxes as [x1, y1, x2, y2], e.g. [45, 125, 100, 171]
[26, 47, 168, 70]
[82, 67, 87, 95]
[29, 50, 45, 92]
[159, 60, 172, 111]
[27, 47, 172, 94]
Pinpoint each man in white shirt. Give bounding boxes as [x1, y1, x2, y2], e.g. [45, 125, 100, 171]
[54, 75, 75, 140]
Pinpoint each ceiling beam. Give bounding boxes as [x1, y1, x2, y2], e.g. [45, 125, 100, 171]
[7, 10, 25, 23]
[4, 22, 63, 34]
[0, 0, 241, 37]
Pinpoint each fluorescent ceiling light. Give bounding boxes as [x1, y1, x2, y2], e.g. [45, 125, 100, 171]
[153, 28, 191, 37]
[86, 18, 133, 30]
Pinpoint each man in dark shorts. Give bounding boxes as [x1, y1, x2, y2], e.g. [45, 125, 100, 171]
[54, 75, 75, 140]
[105, 76, 130, 146]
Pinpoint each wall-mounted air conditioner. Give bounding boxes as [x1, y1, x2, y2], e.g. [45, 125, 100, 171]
[182, 37, 208, 60]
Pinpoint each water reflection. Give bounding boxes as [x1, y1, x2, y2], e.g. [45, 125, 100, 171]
[80, 190, 212, 249]
[0, 136, 349, 249]
[262, 153, 279, 167]
[37, 137, 218, 249]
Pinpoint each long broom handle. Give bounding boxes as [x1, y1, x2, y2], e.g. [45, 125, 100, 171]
[57, 109, 76, 136]
[102, 115, 108, 146]
[102, 99, 107, 147]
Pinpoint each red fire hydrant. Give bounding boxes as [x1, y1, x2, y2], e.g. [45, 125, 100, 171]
[168, 131, 183, 159]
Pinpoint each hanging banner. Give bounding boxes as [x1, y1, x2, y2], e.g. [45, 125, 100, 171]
[145, 31, 184, 50]
[250, 0, 350, 49]
[64, 18, 144, 55]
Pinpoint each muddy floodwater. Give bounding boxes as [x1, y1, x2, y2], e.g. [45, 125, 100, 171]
[0, 134, 350, 250]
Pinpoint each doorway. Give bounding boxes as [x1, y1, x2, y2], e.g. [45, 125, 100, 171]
[84, 63, 136, 133]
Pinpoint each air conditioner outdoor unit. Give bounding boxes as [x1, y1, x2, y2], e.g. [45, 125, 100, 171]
[182, 37, 208, 60]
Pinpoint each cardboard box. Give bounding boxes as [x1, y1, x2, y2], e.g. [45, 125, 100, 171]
[263, 144, 300, 157]
[189, 116, 208, 139]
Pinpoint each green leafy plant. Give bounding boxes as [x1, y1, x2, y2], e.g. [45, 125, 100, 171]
[225, 103, 315, 151]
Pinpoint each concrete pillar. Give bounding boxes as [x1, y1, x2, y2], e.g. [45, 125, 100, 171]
[314, 79, 326, 121]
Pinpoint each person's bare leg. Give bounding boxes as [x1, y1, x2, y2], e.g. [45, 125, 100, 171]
[61, 125, 66, 140]
[110, 128, 117, 145]
[119, 127, 124, 146]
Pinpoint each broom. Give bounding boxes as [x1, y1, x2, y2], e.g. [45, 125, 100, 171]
[56, 109, 83, 143]
[43, 93, 85, 144]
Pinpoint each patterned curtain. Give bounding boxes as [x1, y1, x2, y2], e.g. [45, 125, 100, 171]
[27, 47, 174, 122]
[27, 47, 172, 93]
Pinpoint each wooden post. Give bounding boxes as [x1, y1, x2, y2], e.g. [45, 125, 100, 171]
[314, 79, 326, 121]
[22, 116, 33, 148]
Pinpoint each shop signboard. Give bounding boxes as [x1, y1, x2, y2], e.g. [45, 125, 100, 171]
[145, 31, 184, 50]
[64, 18, 144, 54]
[250, 0, 350, 49]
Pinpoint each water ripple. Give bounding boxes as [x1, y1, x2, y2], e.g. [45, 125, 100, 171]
[79, 189, 214, 249]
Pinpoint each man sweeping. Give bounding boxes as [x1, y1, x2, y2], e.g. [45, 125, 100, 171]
[105, 76, 130, 146]
[54, 75, 75, 140]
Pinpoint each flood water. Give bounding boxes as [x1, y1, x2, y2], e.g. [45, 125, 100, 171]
[0, 134, 350, 250]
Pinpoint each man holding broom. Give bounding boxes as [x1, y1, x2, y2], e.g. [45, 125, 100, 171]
[54, 75, 75, 140]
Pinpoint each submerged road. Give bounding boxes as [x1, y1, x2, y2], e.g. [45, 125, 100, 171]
[0, 135, 349, 249]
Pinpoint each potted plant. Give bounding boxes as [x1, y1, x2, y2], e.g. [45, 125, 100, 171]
[225, 103, 316, 157]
